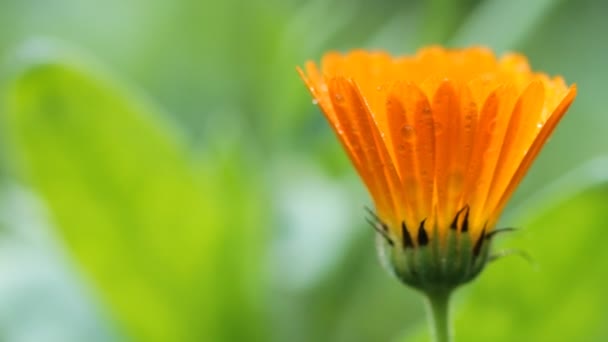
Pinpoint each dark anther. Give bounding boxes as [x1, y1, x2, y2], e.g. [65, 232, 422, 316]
[364, 207, 394, 246]
[486, 227, 517, 240]
[365, 217, 394, 246]
[449, 212, 459, 230]
[401, 222, 414, 249]
[473, 228, 486, 257]
[450, 205, 470, 231]
[461, 207, 470, 232]
[417, 218, 429, 246]
[364, 206, 388, 232]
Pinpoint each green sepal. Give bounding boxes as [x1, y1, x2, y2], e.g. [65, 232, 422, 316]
[377, 228, 491, 294]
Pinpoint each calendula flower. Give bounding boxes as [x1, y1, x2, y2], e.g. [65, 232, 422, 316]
[297, 46, 576, 328]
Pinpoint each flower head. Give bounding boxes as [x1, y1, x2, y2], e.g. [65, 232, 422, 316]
[298, 46, 576, 291]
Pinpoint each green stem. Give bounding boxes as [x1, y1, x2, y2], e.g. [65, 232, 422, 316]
[425, 290, 452, 342]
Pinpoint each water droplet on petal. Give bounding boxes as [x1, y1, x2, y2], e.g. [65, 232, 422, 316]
[312, 99, 319, 105]
[334, 94, 344, 102]
[537, 122, 543, 129]
[400, 125, 415, 140]
[487, 119, 497, 134]
[434, 121, 444, 136]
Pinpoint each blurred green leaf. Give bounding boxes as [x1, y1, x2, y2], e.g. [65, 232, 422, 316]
[512, 0, 608, 203]
[3, 46, 268, 342]
[400, 160, 608, 342]
[450, 0, 565, 52]
[420, 0, 480, 45]
[453, 165, 608, 341]
[279, 227, 424, 342]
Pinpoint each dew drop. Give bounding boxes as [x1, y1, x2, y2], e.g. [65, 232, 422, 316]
[400, 125, 415, 140]
[312, 99, 319, 105]
[537, 122, 543, 129]
[334, 94, 344, 102]
[487, 119, 497, 133]
[434, 121, 444, 135]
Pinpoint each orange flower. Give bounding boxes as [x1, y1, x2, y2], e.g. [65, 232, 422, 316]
[298, 46, 576, 289]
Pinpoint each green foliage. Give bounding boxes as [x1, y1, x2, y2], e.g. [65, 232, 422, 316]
[3, 51, 268, 341]
[399, 163, 608, 342]
[454, 176, 608, 341]
[449, 0, 565, 51]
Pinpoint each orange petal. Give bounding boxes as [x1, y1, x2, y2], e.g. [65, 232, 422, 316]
[466, 84, 517, 233]
[297, 66, 362, 169]
[490, 84, 577, 226]
[463, 89, 499, 232]
[484, 80, 545, 218]
[386, 82, 434, 232]
[432, 80, 464, 233]
[328, 77, 403, 228]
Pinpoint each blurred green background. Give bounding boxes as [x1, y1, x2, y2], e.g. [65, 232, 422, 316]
[0, 0, 607, 341]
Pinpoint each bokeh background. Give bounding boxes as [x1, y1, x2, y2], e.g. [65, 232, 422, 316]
[0, 0, 607, 341]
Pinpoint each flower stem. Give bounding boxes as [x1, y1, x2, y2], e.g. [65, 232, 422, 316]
[425, 289, 452, 342]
